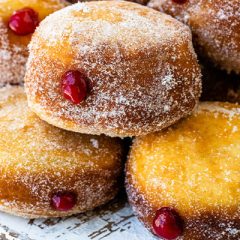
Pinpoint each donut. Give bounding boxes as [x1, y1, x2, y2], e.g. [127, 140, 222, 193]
[148, 0, 240, 74]
[68, 0, 150, 5]
[126, 102, 240, 240]
[0, 0, 68, 86]
[24, 1, 202, 138]
[0, 85, 123, 218]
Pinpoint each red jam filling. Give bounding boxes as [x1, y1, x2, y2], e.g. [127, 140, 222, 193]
[8, 7, 39, 36]
[153, 207, 184, 240]
[61, 70, 88, 104]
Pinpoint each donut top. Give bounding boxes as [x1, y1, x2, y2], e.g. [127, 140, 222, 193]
[148, 0, 240, 73]
[0, 86, 122, 205]
[32, 1, 192, 59]
[129, 102, 240, 220]
[26, 1, 201, 136]
[0, 0, 68, 84]
[150, 0, 240, 26]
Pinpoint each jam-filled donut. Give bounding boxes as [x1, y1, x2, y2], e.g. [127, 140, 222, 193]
[0, 0, 68, 86]
[148, 0, 240, 74]
[0, 86, 123, 218]
[126, 102, 240, 240]
[25, 1, 201, 137]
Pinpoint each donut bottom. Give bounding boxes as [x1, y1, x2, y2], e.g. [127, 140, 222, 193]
[126, 175, 240, 240]
[0, 170, 121, 218]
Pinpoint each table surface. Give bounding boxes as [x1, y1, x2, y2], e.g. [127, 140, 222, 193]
[0, 195, 157, 240]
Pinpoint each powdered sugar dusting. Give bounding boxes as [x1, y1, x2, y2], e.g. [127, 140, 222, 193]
[148, 0, 240, 73]
[0, 0, 68, 86]
[0, 85, 123, 218]
[197, 101, 240, 119]
[0, 19, 27, 85]
[25, 1, 201, 137]
[126, 101, 240, 239]
[73, 2, 91, 12]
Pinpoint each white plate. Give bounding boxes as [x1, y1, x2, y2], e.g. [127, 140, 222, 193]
[0, 196, 156, 240]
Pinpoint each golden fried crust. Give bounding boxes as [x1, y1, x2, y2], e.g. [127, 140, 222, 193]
[148, 0, 240, 74]
[0, 86, 123, 218]
[126, 102, 240, 239]
[0, 0, 68, 86]
[25, 1, 201, 137]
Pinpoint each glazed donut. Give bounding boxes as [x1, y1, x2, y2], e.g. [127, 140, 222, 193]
[126, 102, 240, 240]
[0, 86, 123, 218]
[0, 0, 68, 86]
[148, 0, 240, 74]
[24, 1, 201, 137]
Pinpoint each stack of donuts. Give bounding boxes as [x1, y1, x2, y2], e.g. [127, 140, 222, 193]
[0, 0, 239, 239]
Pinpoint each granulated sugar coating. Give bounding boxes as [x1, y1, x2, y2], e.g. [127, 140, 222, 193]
[0, 85, 123, 218]
[25, 1, 201, 137]
[148, 0, 240, 74]
[0, 0, 68, 85]
[0, 19, 27, 85]
[126, 101, 240, 240]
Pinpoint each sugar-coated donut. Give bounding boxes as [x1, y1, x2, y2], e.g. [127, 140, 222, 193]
[0, 86, 123, 218]
[148, 0, 240, 74]
[68, 0, 149, 5]
[0, 0, 68, 86]
[126, 102, 240, 240]
[25, 1, 201, 137]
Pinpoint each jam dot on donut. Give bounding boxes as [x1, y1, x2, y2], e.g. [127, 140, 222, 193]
[8, 8, 39, 36]
[51, 191, 77, 211]
[61, 70, 88, 104]
[153, 207, 183, 240]
[172, 0, 187, 4]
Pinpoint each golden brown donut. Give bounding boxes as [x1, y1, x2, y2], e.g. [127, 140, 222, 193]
[0, 0, 68, 86]
[25, 1, 201, 137]
[148, 0, 240, 74]
[0, 85, 123, 218]
[126, 102, 240, 239]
